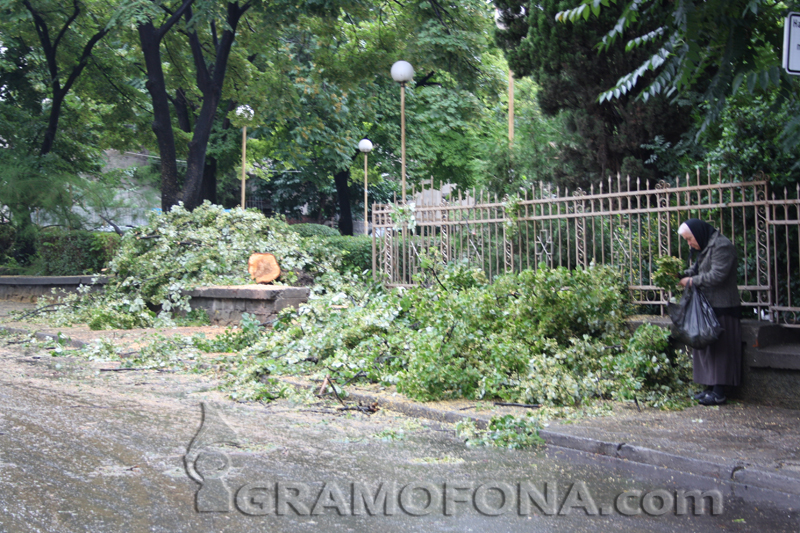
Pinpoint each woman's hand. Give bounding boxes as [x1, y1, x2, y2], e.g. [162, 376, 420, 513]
[679, 277, 692, 287]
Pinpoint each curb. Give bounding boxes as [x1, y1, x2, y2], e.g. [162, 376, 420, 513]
[278, 376, 800, 497]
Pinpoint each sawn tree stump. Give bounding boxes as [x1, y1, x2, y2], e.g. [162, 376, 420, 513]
[248, 253, 281, 284]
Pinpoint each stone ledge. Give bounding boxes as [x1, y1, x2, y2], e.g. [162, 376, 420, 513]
[185, 284, 310, 325]
[748, 346, 800, 370]
[186, 285, 309, 300]
[0, 276, 108, 302]
[0, 275, 108, 286]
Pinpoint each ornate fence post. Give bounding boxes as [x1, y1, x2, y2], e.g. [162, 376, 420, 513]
[439, 195, 449, 263]
[655, 180, 672, 258]
[384, 209, 394, 285]
[502, 194, 515, 274]
[755, 182, 771, 320]
[573, 189, 587, 269]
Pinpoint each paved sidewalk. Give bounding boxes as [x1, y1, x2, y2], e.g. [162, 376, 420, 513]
[3, 298, 800, 498]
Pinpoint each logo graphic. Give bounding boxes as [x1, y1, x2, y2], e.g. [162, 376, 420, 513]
[185, 402, 239, 512]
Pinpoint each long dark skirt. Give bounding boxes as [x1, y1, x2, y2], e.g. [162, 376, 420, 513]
[692, 315, 742, 386]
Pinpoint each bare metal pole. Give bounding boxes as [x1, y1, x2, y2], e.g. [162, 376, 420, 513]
[240, 125, 247, 209]
[401, 82, 406, 204]
[508, 70, 514, 148]
[364, 152, 369, 235]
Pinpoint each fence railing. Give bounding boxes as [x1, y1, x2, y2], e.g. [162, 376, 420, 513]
[372, 171, 800, 326]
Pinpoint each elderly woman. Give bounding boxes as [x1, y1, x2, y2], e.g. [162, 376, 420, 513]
[678, 219, 742, 405]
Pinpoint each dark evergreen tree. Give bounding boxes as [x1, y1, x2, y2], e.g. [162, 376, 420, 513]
[495, 0, 692, 187]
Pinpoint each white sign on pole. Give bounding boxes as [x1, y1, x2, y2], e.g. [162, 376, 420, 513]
[784, 12, 800, 75]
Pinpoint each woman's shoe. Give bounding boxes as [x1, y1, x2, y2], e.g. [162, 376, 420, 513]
[699, 391, 727, 406]
[693, 390, 709, 400]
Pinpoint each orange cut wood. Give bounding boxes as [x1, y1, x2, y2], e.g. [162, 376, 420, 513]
[248, 253, 281, 284]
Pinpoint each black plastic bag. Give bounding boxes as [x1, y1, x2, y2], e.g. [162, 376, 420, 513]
[668, 284, 723, 349]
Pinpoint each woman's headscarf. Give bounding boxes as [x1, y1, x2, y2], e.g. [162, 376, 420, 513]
[682, 218, 717, 251]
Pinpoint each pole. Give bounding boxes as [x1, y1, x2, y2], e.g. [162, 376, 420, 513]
[508, 70, 515, 148]
[240, 125, 247, 209]
[364, 152, 369, 235]
[400, 82, 406, 204]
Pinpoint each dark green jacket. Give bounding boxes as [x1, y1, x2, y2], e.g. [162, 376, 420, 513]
[684, 231, 740, 308]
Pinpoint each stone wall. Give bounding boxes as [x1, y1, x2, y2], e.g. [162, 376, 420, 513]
[185, 285, 309, 325]
[0, 276, 108, 302]
[0, 277, 310, 325]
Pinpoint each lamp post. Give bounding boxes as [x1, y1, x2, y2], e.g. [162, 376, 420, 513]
[235, 105, 254, 209]
[391, 60, 414, 203]
[358, 139, 373, 235]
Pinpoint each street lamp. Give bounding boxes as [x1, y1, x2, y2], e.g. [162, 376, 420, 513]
[358, 139, 373, 235]
[391, 60, 414, 203]
[235, 105, 254, 209]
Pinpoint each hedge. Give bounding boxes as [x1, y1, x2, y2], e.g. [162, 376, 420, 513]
[37, 230, 121, 275]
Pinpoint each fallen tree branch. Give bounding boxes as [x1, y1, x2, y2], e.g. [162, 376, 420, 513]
[14, 303, 66, 320]
[493, 402, 541, 409]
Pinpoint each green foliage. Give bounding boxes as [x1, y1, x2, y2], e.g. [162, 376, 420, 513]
[553, 0, 797, 141]
[456, 415, 544, 449]
[291, 223, 340, 238]
[0, 223, 16, 268]
[35, 203, 352, 329]
[702, 91, 800, 187]
[653, 256, 683, 294]
[37, 230, 121, 276]
[494, 0, 692, 185]
[88, 306, 155, 331]
[194, 313, 265, 352]
[233, 261, 691, 408]
[609, 324, 692, 408]
[323, 236, 372, 273]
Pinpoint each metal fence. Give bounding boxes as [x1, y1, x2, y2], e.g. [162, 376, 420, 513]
[372, 171, 800, 326]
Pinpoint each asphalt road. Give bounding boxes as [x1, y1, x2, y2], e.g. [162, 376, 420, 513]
[1, 334, 799, 532]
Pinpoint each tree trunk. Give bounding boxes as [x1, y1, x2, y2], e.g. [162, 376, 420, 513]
[138, 22, 182, 211]
[40, 91, 64, 156]
[334, 169, 353, 236]
[181, 3, 246, 210]
[201, 157, 217, 204]
[173, 88, 192, 133]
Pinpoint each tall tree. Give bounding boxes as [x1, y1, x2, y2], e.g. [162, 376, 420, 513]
[2, 0, 116, 156]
